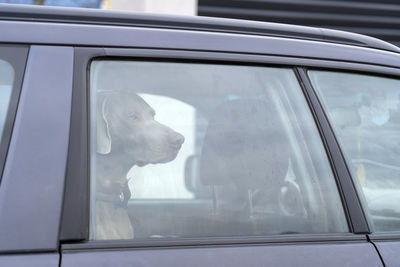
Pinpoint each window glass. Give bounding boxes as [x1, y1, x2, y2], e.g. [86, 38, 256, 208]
[309, 70, 400, 232]
[0, 59, 14, 136]
[0, 46, 28, 185]
[89, 61, 348, 240]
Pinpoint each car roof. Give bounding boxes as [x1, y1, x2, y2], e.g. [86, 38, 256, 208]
[0, 3, 399, 53]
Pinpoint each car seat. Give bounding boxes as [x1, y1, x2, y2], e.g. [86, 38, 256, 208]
[199, 98, 292, 235]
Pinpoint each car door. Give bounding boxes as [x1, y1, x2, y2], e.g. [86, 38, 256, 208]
[59, 46, 383, 267]
[0, 45, 73, 266]
[307, 69, 400, 267]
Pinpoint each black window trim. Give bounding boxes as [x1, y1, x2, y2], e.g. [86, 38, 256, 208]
[369, 232, 400, 241]
[59, 47, 105, 242]
[61, 233, 366, 251]
[0, 44, 29, 186]
[296, 68, 370, 234]
[61, 47, 400, 246]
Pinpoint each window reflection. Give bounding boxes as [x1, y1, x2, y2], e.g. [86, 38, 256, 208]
[89, 61, 348, 240]
[0, 59, 14, 136]
[309, 70, 400, 232]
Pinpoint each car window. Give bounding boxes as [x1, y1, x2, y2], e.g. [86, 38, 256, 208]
[0, 46, 28, 185]
[309, 70, 400, 232]
[0, 59, 14, 137]
[89, 61, 348, 241]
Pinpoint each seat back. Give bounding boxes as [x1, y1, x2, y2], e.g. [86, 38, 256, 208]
[200, 99, 290, 194]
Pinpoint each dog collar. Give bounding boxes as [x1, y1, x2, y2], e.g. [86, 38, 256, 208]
[96, 181, 131, 209]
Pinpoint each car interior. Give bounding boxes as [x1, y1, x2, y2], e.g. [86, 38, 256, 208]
[90, 61, 349, 240]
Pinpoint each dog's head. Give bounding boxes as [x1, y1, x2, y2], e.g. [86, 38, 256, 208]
[96, 91, 185, 166]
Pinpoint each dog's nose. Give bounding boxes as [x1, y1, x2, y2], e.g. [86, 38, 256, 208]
[171, 133, 185, 147]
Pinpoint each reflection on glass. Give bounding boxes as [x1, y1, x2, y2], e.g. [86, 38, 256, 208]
[89, 61, 348, 240]
[309, 70, 400, 232]
[0, 59, 14, 136]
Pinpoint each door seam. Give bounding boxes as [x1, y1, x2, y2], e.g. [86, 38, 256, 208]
[367, 235, 386, 267]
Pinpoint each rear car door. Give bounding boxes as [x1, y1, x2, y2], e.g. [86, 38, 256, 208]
[59, 45, 382, 267]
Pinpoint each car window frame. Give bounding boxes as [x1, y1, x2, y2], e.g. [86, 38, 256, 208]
[0, 44, 29, 185]
[60, 46, 378, 247]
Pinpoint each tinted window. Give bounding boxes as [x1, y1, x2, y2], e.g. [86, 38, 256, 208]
[89, 61, 348, 240]
[0, 45, 28, 183]
[0, 60, 14, 136]
[309, 70, 400, 232]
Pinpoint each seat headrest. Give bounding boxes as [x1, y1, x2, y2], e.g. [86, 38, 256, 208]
[200, 99, 290, 189]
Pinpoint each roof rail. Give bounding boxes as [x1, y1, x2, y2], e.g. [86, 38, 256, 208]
[0, 3, 399, 53]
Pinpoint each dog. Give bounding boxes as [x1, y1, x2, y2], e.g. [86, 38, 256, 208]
[94, 91, 185, 240]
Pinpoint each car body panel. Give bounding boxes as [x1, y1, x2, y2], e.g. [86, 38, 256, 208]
[61, 242, 382, 267]
[374, 241, 400, 266]
[0, 45, 73, 252]
[0, 20, 400, 70]
[0, 253, 59, 267]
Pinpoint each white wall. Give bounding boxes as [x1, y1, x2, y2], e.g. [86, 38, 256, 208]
[104, 0, 197, 15]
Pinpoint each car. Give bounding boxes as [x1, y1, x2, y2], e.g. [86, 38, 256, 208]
[0, 3, 399, 267]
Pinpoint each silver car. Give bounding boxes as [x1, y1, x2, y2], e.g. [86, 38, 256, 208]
[0, 3, 399, 266]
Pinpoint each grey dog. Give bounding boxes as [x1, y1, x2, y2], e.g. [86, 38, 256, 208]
[94, 91, 184, 240]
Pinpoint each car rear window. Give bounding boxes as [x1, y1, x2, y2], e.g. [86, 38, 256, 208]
[0, 60, 14, 136]
[309, 70, 400, 232]
[89, 60, 348, 240]
[0, 45, 28, 184]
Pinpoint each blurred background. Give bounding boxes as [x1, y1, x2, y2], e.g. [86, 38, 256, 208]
[0, 0, 399, 47]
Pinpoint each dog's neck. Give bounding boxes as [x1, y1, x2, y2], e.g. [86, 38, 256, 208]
[95, 152, 137, 192]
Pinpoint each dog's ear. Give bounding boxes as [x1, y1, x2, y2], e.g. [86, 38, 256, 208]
[96, 93, 112, 154]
